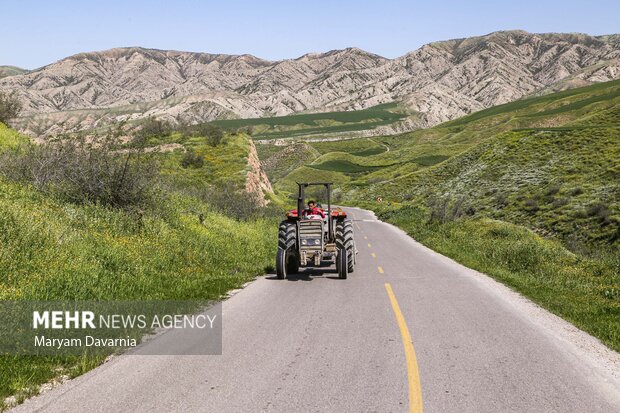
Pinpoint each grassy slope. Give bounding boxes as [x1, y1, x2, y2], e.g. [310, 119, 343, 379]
[268, 79, 620, 245]
[159, 133, 252, 189]
[364, 81, 620, 246]
[257, 143, 321, 182]
[212, 102, 408, 139]
[375, 127, 620, 245]
[271, 80, 620, 196]
[0, 124, 277, 405]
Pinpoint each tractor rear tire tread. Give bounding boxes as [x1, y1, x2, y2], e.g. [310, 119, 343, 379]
[278, 220, 297, 251]
[336, 219, 355, 273]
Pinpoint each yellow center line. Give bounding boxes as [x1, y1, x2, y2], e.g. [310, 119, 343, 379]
[378, 266, 385, 274]
[384, 283, 423, 413]
[371, 252, 377, 258]
[363, 235, 368, 240]
[367, 243, 372, 248]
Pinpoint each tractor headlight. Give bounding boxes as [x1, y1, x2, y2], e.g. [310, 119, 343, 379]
[301, 238, 320, 246]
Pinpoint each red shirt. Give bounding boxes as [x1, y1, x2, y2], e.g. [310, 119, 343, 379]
[303, 206, 325, 218]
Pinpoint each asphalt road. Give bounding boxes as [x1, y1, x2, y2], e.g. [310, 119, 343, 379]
[14, 207, 620, 412]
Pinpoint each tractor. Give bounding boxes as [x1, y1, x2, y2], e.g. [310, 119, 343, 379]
[276, 182, 355, 279]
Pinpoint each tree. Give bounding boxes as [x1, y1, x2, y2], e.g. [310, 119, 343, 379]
[0, 91, 22, 124]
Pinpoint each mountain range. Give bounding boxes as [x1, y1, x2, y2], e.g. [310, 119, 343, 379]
[1, 30, 619, 137]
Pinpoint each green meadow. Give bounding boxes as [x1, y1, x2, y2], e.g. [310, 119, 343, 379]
[212, 102, 408, 139]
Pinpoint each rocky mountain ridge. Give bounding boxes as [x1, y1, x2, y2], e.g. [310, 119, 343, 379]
[2, 30, 619, 136]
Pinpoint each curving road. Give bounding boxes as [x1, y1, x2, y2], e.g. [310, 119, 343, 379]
[14, 208, 620, 412]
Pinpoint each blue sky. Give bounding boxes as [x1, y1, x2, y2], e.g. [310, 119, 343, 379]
[2, 0, 619, 69]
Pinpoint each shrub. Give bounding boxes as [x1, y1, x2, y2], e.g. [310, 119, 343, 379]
[0, 91, 22, 124]
[551, 197, 569, 208]
[524, 198, 539, 212]
[427, 196, 469, 223]
[204, 125, 224, 147]
[0, 136, 159, 208]
[180, 123, 225, 146]
[545, 184, 561, 197]
[137, 117, 171, 138]
[191, 183, 276, 221]
[494, 192, 508, 207]
[180, 150, 204, 169]
[587, 202, 611, 224]
[235, 126, 254, 136]
[569, 187, 584, 196]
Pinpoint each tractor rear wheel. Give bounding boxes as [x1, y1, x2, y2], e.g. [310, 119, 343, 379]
[276, 220, 298, 279]
[343, 220, 355, 272]
[336, 220, 355, 273]
[276, 248, 287, 279]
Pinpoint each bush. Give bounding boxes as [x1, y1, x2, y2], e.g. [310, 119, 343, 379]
[587, 202, 611, 224]
[179, 123, 224, 146]
[494, 192, 508, 207]
[427, 196, 469, 223]
[524, 198, 539, 212]
[0, 136, 159, 208]
[545, 184, 561, 197]
[180, 150, 204, 169]
[137, 117, 171, 138]
[239, 126, 254, 136]
[0, 91, 22, 124]
[204, 125, 224, 147]
[569, 187, 584, 196]
[551, 197, 569, 208]
[196, 183, 279, 221]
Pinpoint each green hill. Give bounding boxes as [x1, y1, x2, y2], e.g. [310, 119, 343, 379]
[0, 66, 28, 79]
[363, 80, 620, 247]
[264, 79, 620, 246]
[380, 127, 619, 243]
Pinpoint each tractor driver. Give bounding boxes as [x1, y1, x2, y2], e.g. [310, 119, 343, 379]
[303, 200, 325, 219]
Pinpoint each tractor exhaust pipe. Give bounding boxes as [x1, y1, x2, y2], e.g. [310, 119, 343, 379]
[297, 183, 305, 218]
[327, 183, 332, 239]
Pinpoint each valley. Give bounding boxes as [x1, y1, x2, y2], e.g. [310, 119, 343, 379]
[1, 27, 619, 412]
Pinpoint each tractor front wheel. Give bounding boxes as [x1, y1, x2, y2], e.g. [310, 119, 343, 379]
[276, 248, 287, 279]
[276, 248, 299, 279]
[337, 248, 348, 279]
